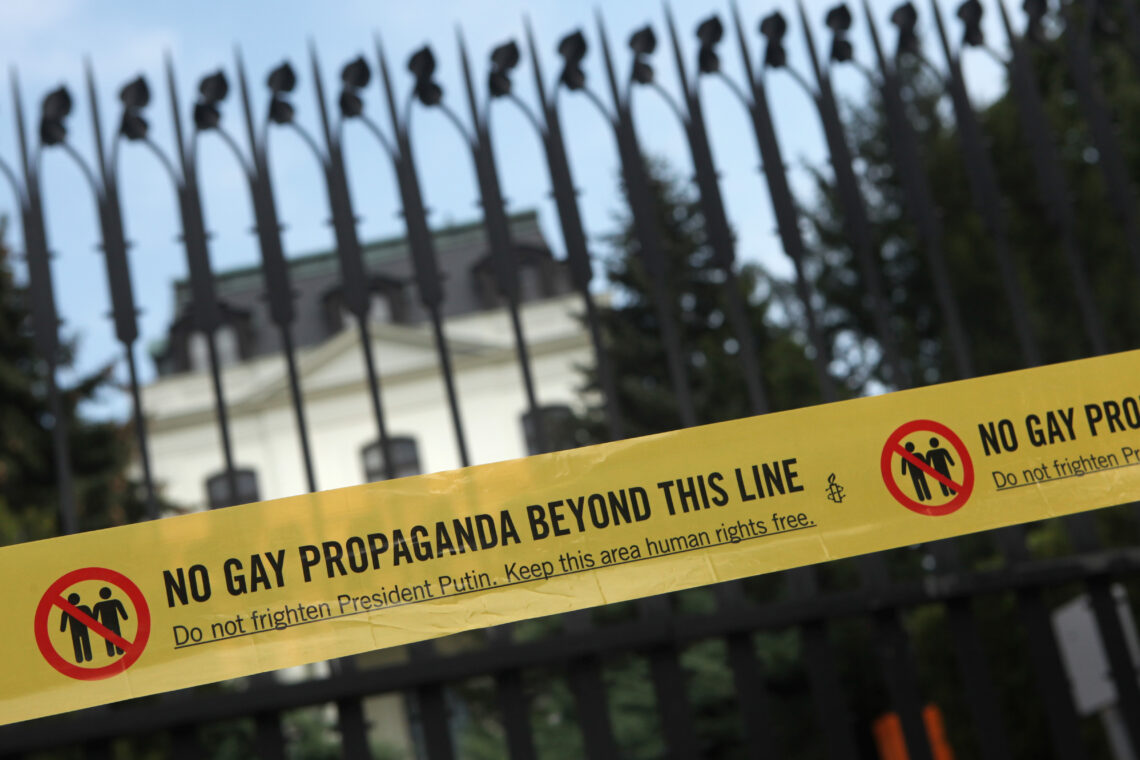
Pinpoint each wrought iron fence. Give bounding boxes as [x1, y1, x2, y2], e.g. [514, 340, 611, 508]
[3, 0, 1140, 758]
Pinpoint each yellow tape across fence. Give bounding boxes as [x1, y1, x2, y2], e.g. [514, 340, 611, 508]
[5, 350, 1140, 725]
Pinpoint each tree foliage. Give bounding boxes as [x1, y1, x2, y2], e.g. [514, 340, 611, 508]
[805, 0, 1140, 388]
[0, 223, 148, 546]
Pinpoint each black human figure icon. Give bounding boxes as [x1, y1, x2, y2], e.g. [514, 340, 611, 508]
[93, 586, 129, 657]
[925, 437, 958, 497]
[59, 592, 93, 664]
[901, 441, 932, 501]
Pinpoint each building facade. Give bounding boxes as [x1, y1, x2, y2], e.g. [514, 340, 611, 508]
[142, 211, 591, 513]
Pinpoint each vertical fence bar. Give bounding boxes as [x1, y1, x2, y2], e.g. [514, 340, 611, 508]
[476, 30, 630, 756]
[793, 9, 935, 758]
[409, 641, 456, 760]
[864, 8, 1022, 757]
[661, 14, 808, 754]
[448, 37, 550, 757]
[335, 693, 372, 759]
[660, 10, 769, 415]
[303, 49, 395, 752]
[523, 22, 625, 441]
[1062, 0, 1140, 280]
[157, 57, 241, 505]
[714, 11, 863, 758]
[372, 41, 471, 467]
[596, 17, 698, 430]
[862, 1, 973, 378]
[591, 18, 704, 751]
[726, 4, 837, 404]
[453, 35, 549, 454]
[1063, 518, 1140, 750]
[997, 3, 1140, 743]
[997, 0, 1108, 355]
[932, 6, 1089, 756]
[82, 64, 159, 517]
[1125, 0, 1140, 73]
[795, 2, 909, 388]
[10, 75, 78, 535]
[254, 711, 287, 759]
[288, 48, 397, 482]
[785, 570, 860, 760]
[930, 1, 1040, 368]
[484, 626, 538, 760]
[561, 610, 621, 757]
[228, 55, 318, 493]
[169, 726, 202, 760]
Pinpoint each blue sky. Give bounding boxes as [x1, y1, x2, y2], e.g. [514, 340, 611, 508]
[0, 0, 1007, 417]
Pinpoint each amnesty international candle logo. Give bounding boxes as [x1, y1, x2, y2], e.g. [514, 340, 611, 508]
[824, 473, 846, 503]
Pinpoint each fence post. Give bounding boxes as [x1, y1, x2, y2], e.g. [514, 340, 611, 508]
[1060, 1, 1140, 281]
[859, 1, 973, 379]
[996, 0, 1109, 355]
[929, 0, 1041, 368]
[656, 9, 770, 415]
[715, 7, 839, 403]
[790, 2, 910, 388]
[80, 65, 160, 517]
[514, 23, 626, 441]
[8, 76, 78, 534]
[179, 56, 322, 495]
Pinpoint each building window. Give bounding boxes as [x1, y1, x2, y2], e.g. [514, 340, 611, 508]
[362, 436, 421, 481]
[215, 325, 240, 366]
[188, 325, 241, 372]
[519, 262, 544, 301]
[188, 332, 209, 373]
[521, 405, 578, 455]
[205, 468, 260, 509]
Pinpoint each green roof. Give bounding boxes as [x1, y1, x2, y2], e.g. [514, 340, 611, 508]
[175, 210, 540, 298]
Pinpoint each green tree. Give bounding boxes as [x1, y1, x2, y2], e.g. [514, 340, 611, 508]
[804, 2, 1140, 389]
[0, 221, 151, 546]
[576, 156, 825, 439]
[452, 156, 829, 759]
[798, 4, 1140, 757]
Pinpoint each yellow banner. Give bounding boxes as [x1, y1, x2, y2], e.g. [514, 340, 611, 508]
[4, 350, 1140, 725]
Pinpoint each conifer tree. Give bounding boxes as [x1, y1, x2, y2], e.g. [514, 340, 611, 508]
[578, 156, 824, 440]
[0, 220, 147, 545]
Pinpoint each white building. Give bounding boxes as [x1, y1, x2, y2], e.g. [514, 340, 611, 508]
[142, 211, 592, 512]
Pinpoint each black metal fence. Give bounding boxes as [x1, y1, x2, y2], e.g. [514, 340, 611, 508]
[3, 0, 1140, 758]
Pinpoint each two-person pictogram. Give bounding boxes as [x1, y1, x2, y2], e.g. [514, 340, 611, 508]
[58, 587, 130, 664]
[35, 567, 151, 681]
[900, 438, 958, 502]
[881, 420, 975, 517]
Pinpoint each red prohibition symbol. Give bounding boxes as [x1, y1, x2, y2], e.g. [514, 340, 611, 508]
[34, 567, 151, 681]
[880, 419, 975, 516]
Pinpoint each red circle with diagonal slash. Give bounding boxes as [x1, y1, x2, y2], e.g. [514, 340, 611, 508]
[880, 419, 974, 516]
[34, 567, 150, 680]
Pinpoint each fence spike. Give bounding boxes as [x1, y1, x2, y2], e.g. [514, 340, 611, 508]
[663, 4, 692, 100]
[235, 49, 260, 161]
[84, 60, 110, 183]
[374, 35, 403, 138]
[164, 54, 189, 179]
[995, 0, 1018, 46]
[861, 0, 889, 66]
[456, 29, 481, 130]
[731, 1, 758, 84]
[309, 42, 336, 150]
[797, 0, 826, 83]
[10, 69, 33, 183]
[596, 13, 624, 108]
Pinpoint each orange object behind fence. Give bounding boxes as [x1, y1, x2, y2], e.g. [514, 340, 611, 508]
[873, 704, 955, 760]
